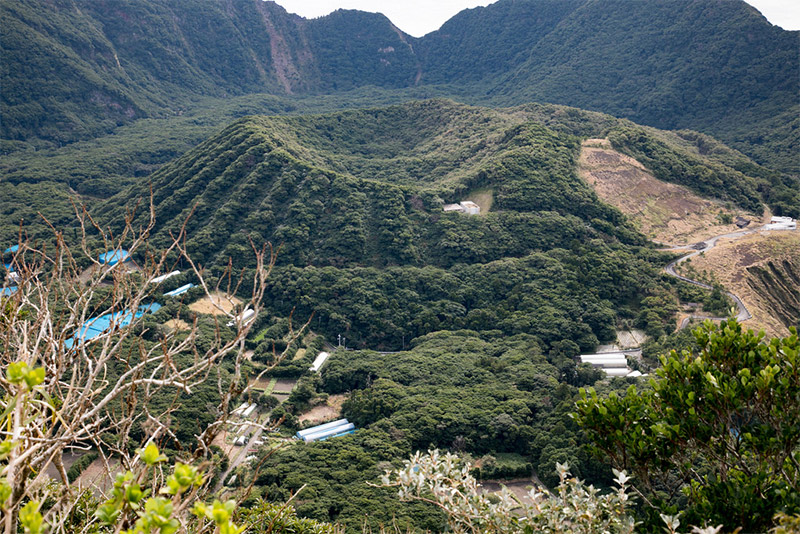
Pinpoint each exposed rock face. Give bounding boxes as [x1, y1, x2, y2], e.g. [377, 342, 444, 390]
[746, 259, 800, 330]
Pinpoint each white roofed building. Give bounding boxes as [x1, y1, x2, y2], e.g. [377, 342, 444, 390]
[579, 352, 643, 378]
[459, 201, 480, 215]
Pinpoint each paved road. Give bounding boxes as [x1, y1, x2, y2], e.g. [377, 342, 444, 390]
[213, 422, 265, 493]
[663, 228, 758, 327]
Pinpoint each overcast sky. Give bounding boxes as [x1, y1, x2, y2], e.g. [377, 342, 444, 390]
[271, 0, 800, 36]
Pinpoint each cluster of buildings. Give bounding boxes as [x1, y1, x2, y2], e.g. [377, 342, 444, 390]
[764, 216, 796, 231]
[579, 352, 643, 378]
[232, 401, 259, 420]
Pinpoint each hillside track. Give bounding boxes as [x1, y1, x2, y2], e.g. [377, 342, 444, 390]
[663, 228, 759, 327]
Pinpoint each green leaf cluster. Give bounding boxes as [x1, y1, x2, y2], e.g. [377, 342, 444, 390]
[575, 319, 800, 531]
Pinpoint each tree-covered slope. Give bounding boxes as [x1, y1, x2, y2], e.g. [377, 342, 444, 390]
[90, 100, 784, 350]
[96, 100, 641, 269]
[485, 0, 799, 173]
[0, 0, 418, 144]
[415, 0, 585, 84]
[3, 0, 796, 173]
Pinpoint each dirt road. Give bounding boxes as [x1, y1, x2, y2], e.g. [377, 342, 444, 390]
[663, 228, 757, 326]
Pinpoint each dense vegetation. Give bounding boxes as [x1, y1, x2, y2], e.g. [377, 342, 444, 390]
[246, 330, 631, 530]
[2, 0, 797, 173]
[2, 0, 797, 530]
[0, 0, 418, 145]
[576, 319, 800, 531]
[83, 101, 716, 351]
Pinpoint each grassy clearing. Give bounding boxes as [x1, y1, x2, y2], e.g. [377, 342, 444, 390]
[263, 378, 277, 395]
[188, 292, 242, 315]
[466, 187, 493, 214]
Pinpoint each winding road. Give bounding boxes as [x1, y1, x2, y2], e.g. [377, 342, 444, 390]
[662, 228, 757, 329]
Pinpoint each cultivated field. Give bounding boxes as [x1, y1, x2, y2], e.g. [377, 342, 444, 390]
[578, 139, 757, 244]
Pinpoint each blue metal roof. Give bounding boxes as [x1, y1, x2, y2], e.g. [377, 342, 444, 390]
[67, 302, 162, 348]
[98, 249, 130, 266]
[297, 418, 350, 438]
[4, 245, 19, 254]
[1, 287, 18, 297]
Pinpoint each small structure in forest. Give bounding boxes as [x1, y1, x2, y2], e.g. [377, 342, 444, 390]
[296, 418, 355, 443]
[309, 351, 330, 373]
[164, 283, 194, 297]
[442, 201, 481, 215]
[66, 302, 162, 348]
[579, 352, 642, 378]
[98, 249, 130, 266]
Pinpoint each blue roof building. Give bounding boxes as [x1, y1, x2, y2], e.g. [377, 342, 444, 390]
[66, 302, 162, 348]
[296, 419, 355, 443]
[98, 249, 130, 266]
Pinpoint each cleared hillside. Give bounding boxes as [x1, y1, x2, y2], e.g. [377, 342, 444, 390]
[682, 231, 800, 337]
[578, 138, 759, 244]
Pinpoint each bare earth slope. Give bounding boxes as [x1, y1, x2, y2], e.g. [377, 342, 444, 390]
[578, 139, 756, 244]
[684, 232, 800, 338]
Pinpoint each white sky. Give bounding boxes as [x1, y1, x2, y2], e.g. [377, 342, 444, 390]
[271, 0, 800, 36]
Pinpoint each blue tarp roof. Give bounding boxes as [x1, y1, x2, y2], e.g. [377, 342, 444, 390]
[4, 244, 18, 273]
[1, 287, 18, 297]
[98, 249, 130, 266]
[67, 302, 162, 348]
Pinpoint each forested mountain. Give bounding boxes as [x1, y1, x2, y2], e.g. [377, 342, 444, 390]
[2, 0, 797, 172]
[3, 2, 798, 530]
[0, 0, 417, 144]
[89, 99, 784, 351]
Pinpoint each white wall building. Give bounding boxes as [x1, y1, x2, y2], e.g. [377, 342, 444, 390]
[459, 201, 480, 215]
[442, 201, 481, 215]
[579, 352, 642, 378]
[765, 216, 796, 231]
[309, 351, 330, 373]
